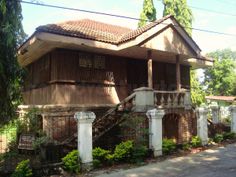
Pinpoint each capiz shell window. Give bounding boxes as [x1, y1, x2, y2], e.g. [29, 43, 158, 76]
[79, 52, 106, 69]
[94, 55, 105, 69]
[79, 53, 92, 68]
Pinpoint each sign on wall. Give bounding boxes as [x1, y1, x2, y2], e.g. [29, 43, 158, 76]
[18, 134, 35, 150]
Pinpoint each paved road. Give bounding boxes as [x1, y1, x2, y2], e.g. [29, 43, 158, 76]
[97, 143, 236, 177]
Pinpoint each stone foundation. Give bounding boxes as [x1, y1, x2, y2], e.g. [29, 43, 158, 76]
[18, 104, 112, 142]
[18, 105, 197, 145]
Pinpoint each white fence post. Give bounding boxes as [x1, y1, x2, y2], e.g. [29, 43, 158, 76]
[230, 105, 236, 133]
[74, 111, 96, 170]
[146, 109, 165, 157]
[210, 105, 220, 124]
[196, 107, 208, 145]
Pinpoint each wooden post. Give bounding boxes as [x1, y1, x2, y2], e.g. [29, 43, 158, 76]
[147, 50, 153, 88]
[176, 55, 181, 91]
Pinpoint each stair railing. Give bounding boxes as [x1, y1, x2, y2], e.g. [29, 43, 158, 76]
[93, 92, 136, 142]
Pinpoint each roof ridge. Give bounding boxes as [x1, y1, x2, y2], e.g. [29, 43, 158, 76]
[36, 15, 179, 45]
[118, 15, 172, 43]
[37, 18, 132, 31]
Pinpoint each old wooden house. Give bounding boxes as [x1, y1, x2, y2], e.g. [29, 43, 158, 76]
[17, 15, 213, 145]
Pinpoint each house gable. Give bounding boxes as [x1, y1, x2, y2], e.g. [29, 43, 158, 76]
[140, 26, 196, 57]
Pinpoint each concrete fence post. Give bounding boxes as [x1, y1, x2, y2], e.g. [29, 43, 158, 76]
[230, 105, 236, 133]
[134, 87, 154, 112]
[210, 105, 220, 124]
[74, 111, 96, 170]
[196, 107, 208, 145]
[146, 109, 165, 157]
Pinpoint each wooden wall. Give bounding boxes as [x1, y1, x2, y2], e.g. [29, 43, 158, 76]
[153, 62, 190, 90]
[23, 48, 190, 105]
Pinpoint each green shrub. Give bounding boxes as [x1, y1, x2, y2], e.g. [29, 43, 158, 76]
[162, 138, 176, 154]
[113, 140, 134, 162]
[92, 159, 101, 168]
[106, 154, 115, 165]
[223, 132, 236, 140]
[191, 136, 202, 147]
[213, 134, 224, 143]
[62, 150, 80, 174]
[182, 142, 191, 150]
[11, 159, 32, 177]
[131, 145, 148, 163]
[32, 135, 50, 150]
[93, 147, 111, 162]
[92, 147, 111, 167]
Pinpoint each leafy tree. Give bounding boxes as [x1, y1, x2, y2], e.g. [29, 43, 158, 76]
[204, 49, 236, 96]
[0, 0, 26, 121]
[190, 70, 205, 106]
[163, 0, 193, 36]
[138, 0, 156, 27]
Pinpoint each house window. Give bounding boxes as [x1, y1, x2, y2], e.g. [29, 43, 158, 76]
[94, 55, 105, 69]
[79, 52, 106, 69]
[79, 53, 92, 68]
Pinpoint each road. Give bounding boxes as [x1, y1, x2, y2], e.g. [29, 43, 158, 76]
[97, 143, 236, 177]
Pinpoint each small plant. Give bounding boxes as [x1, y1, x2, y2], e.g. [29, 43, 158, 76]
[92, 147, 111, 167]
[113, 140, 134, 162]
[213, 134, 224, 143]
[105, 154, 115, 165]
[131, 145, 148, 163]
[182, 142, 191, 151]
[11, 159, 33, 177]
[162, 138, 176, 154]
[32, 135, 50, 150]
[62, 150, 80, 174]
[223, 132, 236, 140]
[93, 147, 111, 161]
[191, 136, 202, 147]
[92, 159, 101, 168]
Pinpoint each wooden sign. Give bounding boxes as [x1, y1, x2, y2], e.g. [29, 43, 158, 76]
[18, 134, 35, 150]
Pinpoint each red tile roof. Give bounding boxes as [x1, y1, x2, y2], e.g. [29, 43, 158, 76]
[36, 15, 172, 44]
[206, 96, 236, 102]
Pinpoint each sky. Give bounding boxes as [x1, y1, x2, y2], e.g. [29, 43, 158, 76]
[21, 0, 236, 54]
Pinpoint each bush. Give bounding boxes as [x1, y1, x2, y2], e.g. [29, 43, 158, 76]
[213, 134, 224, 143]
[131, 145, 148, 163]
[11, 159, 33, 177]
[113, 140, 134, 162]
[105, 154, 115, 165]
[93, 147, 111, 162]
[32, 135, 50, 150]
[223, 132, 236, 140]
[62, 150, 80, 174]
[191, 136, 202, 147]
[92, 147, 111, 167]
[162, 138, 176, 154]
[182, 142, 191, 151]
[92, 159, 101, 168]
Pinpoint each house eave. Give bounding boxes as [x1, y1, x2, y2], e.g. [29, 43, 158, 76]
[17, 18, 211, 67]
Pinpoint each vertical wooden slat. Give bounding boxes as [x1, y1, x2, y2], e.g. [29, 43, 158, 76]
[147, 50, 153, 88]
[176, 55, 181, 91]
